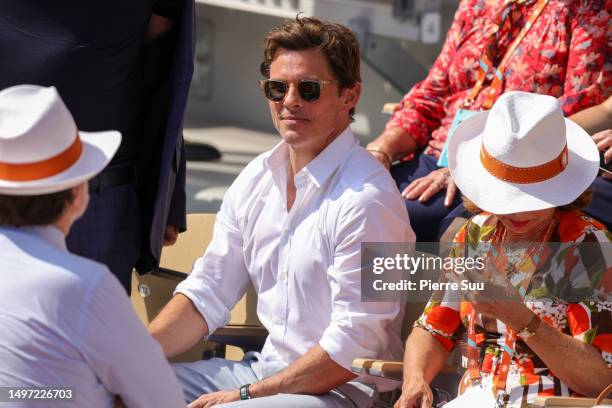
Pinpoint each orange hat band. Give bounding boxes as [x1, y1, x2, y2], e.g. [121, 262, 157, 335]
[0, 135, 83, 182]
[480, 143, 568, 184]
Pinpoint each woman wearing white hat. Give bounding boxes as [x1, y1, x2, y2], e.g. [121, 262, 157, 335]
[0, 85, 185, 407]
[394, 92, 612, 408]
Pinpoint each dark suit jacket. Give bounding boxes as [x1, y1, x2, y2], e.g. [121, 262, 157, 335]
[0, 0, 194, 274]
[136, 0, 195, 273]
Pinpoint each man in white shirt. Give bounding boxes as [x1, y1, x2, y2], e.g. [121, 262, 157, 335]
[0, 85, 185, 407]
[149, 16, 415, 408]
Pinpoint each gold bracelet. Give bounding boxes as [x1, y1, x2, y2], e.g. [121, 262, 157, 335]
[367, 147, 393, 166]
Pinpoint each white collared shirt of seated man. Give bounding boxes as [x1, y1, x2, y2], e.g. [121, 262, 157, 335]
[149, 16, 416, 408]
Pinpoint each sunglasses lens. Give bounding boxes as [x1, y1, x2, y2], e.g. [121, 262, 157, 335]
[299, 81, 321, 102]
[262, 80, 323, 102]
[264, 80, 287, 102]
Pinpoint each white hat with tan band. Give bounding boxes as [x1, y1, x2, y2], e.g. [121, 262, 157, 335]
[448, 91, 599, 214]
[0, 85, 120, 196]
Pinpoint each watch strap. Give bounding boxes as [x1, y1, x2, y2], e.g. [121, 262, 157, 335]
[239, 384, 251, 400]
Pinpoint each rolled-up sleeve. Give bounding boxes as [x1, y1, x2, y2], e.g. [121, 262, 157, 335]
[318, 186, 415, 370]
[174, 188, 250, 334]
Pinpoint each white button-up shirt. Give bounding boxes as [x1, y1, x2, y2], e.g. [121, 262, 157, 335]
[176, 128, 414, 384]
[0, 226, 184, 408]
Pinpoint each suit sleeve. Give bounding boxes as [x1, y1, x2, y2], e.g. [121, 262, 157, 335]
[167, 135, 187, 232]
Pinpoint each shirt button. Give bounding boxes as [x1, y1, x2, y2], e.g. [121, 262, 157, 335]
[278, 270, 287, 281]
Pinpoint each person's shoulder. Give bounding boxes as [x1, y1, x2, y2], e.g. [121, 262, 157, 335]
[40, 238, 110, 281]
[43, 251, 111, 298]
[337, 145, 398, 193]
[217, 144, 284, 225]
[556, 209, 611, 242]
[63, 251, 113, 279]
[225, 145, 277, 196]
[0, 228, 119, 329]
[41, 252, 114, 301]
[332, 147, 409, 219]
[0, 227, 109, 286]
[241, 148, 272, 177]
[453, 0, 488, 20]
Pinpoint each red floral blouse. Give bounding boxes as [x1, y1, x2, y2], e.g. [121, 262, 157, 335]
[386, 0, 611, 159]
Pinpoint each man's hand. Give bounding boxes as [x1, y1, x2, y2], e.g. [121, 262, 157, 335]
[163, 224, 179, 246]
[394, 375, 433, 408]
[402, 167, 458, 207]
[187, 390, 240, 408]
[145, 13, 174, 40]
[593, 129, 612, 180]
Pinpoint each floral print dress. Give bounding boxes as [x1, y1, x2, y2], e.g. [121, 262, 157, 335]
[415, 210, 612, 407]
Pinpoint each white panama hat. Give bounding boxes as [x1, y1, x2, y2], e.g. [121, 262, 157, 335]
[0, 85, 121, 196]
[448, 91, 599, 214]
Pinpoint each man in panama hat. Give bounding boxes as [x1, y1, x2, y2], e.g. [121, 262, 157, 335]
[0, 85, 184, 407]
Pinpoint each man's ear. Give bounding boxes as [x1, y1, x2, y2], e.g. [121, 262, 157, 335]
[56, 182, 89, 234]
[70, 182, 89, 210]
[343, 82, 361, 111]
[71, 183, 86, 201]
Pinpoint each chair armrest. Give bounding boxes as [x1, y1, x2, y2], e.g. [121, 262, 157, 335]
[533, 396, 612, 407]
[370, 361, 404, 381]
[351, 358, 404, 380]
[208, 325, 268, 353]
[353, 359, 458, 382]
[351, 358, 378, 375]
[212, 325, 268, 338]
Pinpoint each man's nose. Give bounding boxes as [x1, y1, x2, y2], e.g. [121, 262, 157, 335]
[283, 83, 304, 107]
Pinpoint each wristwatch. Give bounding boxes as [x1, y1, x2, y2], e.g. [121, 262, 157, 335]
[517, 314, 541, 340]
[239, 384, 252, 400]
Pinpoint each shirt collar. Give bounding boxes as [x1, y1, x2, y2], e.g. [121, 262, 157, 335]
[302, 127, 356, 188]
[264, 127, 356, 188]
[2, 225, 67, 250]
[265, 140, 290, 171]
